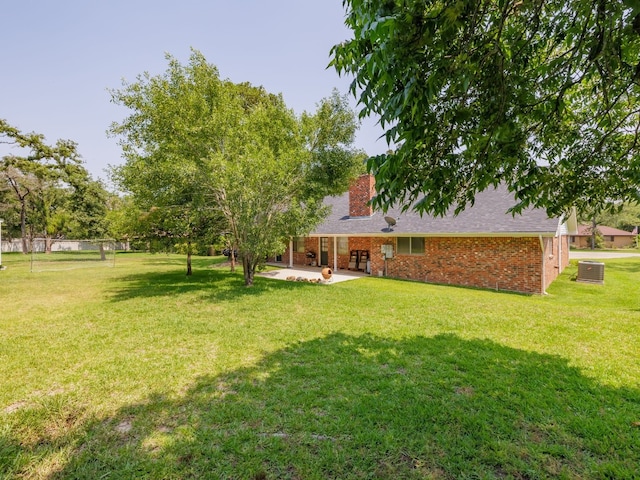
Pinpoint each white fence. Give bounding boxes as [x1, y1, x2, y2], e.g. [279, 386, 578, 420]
[1, 239, 129, 253]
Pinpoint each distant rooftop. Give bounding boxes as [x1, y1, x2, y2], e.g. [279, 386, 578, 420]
[576, 225, 635, 237]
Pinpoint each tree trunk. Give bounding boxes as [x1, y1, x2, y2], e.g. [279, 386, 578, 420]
[99, 243, 106, 261]
[45, 236, 52, 254]
[186, 241, 192, 276]
[590, 217, 597, 250]
[227, 240, 236, 273]
[20, 199, 28, 254]
[242, 255, 254, 286]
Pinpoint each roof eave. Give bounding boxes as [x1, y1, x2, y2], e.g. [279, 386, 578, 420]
[308, 232, 559, 238]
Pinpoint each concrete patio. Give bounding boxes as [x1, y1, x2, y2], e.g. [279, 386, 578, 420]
[258, 265, 368, 284]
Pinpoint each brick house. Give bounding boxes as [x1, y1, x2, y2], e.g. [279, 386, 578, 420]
[276, 175, 577, 295]
[570, 224, 636, 249]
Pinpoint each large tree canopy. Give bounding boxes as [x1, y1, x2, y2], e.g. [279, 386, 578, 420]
[331, 0, 640, 217]
[110, 51, 361, 285]
[1, 119, 105, 253]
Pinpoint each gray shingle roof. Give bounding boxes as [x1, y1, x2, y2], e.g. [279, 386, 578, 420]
[312, 185, 562, 237]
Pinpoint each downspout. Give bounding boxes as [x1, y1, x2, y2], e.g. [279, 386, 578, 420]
[289, 238, 293, 268]
[558, 233, 562, 272]
[539, 235, 546, 295]
[333, 236, 338, 270]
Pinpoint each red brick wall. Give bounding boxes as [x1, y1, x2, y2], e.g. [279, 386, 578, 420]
[344, 237, 373, 271]
[542, 235, 570, 290]
[349, 174, 375, 217]
[337, 251, 350, 270]
[561, 235, 569, 269]
[382, 236, 545, 294]
[280, 235, 570, 295]
[278, 238, 322, 266]
[541, 236, 555, 291]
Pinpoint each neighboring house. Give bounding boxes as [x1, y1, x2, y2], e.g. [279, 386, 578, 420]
[274, 175, 577, 295]
[570, 225, 636, 249]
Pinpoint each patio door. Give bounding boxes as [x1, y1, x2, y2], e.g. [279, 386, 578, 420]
[320, 237, 329, 266]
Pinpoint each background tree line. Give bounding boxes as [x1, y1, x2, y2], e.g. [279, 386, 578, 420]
[1, 119, 109, 254]
[2, 50, 363, 286]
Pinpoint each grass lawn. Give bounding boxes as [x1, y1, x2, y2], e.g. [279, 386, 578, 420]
[1, 252, 639, 479]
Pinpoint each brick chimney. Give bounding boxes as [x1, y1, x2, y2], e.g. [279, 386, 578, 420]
[349, 174, 375, 217]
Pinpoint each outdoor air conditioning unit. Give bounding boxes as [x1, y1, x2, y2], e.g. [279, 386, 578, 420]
[576, 261, 605, 285]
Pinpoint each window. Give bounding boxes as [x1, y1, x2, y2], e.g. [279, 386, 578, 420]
[608, 236, 615, 242]
[292, 237, 305, 253]
[570, 236, 576, 243]
[397, 237, 425, 255]
[338, 237, 348, 255]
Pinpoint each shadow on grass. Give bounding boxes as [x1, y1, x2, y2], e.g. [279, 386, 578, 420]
[107, 263, 318, 304]
[601, 260, 640, 275]
[570, 257, 640, 275]
[110, 255, 531, 304]
[7, 334, 638, 479]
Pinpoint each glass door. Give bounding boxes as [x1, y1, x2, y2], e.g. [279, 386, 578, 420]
[320, 237, 329, 266]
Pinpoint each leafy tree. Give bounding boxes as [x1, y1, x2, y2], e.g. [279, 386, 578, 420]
[0, 176, 21, 243]
[595, 202, 640, 232]
[1, 164, 39, 253]
[110, 51, 361, 285]
[103, 194, 139, 245]
[1, 119, 112, 255]
[65, 171, 112, 259]
[28, 178, 73, 253]
[331, 0, 640, 217]
[1, 119, 85, 253]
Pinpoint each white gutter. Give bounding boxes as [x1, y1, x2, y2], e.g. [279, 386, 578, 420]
[558, 233, 562, 272]
[307, 232, 558, 238]
[333, 236, 338, 270]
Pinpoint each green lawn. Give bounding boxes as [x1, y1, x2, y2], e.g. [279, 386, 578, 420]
[1, 252, 639, 479]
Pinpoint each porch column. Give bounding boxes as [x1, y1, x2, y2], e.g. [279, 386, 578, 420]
[289, 239, 293, 268]
[333, 236, 338, 270]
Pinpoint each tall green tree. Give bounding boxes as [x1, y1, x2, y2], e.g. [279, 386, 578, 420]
[331, 0, 640, 217]
[110, 51, 361, 285]
[63, 170, 113, 259]
[597, 202, 640, 232]
[1, 119, 88, 253]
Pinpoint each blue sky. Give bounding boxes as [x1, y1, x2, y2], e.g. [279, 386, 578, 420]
[1, 1, 387, 183]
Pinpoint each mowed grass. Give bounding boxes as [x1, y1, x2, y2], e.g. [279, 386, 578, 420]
[1, 252, 639, 479]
